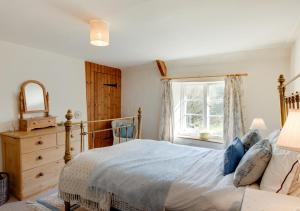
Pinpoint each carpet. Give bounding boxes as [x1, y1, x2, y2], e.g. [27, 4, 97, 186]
[26, 192, 87, 211]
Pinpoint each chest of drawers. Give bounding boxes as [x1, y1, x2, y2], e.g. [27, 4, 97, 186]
[1, 126, 81, 200]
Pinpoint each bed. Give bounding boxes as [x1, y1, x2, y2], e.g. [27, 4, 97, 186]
[59, 140, 245, 211]
[59, 74, 299, 211]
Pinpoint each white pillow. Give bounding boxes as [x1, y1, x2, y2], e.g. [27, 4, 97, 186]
[288, 164, 300, 196]
[267, 130, 281, 145]
[260, 130, 299, 194]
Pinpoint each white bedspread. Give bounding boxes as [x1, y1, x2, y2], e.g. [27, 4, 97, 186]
[59, 140, 244, 211]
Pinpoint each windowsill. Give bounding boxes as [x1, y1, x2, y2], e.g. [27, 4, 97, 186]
[176, 135, 224, 144]
[174, 137, 224, 150]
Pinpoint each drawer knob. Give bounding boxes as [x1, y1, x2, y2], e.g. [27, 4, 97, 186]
[71, 134, 74, 138]
[32, 122, 37, 125]
[71, 147, 74, 151]
[37, 172, 44, 177]
[37, 141, 43, 145]
[37, 156, 43, 160]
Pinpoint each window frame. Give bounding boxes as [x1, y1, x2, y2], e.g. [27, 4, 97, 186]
[177, 80, 224, 141]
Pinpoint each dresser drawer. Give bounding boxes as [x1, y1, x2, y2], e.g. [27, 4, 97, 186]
[57, 129, 81, 146]
[20, 134, 57, 154]
[21, 146, 64, 171]
[28, 118, 56, 130]
[22, 160, 64, 198]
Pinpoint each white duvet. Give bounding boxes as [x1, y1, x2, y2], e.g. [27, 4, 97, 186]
[59, 140, 245, 211]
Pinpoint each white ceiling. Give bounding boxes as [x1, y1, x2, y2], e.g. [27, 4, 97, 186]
[0, 0, 300, 68]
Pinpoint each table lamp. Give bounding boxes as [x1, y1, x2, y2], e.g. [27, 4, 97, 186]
[277, 110, 300, 152]
[250, 118, 267, 132]
[276, 109, 300, 193]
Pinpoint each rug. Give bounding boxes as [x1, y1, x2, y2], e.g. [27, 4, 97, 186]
[26, 192, 87, 211]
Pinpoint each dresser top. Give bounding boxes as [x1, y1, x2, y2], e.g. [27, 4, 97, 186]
[1, 126, 65, 138]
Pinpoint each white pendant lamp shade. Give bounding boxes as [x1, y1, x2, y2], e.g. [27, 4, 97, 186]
[90, 20, 109, 46]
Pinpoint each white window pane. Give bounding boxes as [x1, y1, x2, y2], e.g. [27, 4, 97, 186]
[186, 100, 203, 115]
[208, 83, 224, 99]
[209, 101, 223, 115]
[184, 85, 203, 100]
[209, 116, 223, 137]
[185, 115, 203, 129]
[208, 82, 224, 116]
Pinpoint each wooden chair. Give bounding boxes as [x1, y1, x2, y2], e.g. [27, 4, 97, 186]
[111, 118, 137, 145]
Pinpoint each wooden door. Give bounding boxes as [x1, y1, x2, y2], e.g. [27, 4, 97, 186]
[85, 61, 121, 148]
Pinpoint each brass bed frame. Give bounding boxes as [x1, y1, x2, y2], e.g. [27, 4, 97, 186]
[278, 74, 300, 126]
[61, 73, 300, 211]
[63, 108, 142, 210]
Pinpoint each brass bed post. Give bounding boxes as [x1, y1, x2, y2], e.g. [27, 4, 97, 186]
[296, 92, 300, 109]
[292, 93, 295, 109]
[64, 110, 73, 164]
[137, 107, 142, 139]
[278, 74, 286, 127]
[80, 121, 84, 152]
[64, 110, 73, 211]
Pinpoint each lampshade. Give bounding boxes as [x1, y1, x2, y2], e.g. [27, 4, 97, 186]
[250, 118, 267, 131]
[90, 20, 109, 46]
[277, 110, 300, 152]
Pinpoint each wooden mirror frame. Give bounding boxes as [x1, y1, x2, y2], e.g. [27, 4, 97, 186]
[19, 80, 49, 119]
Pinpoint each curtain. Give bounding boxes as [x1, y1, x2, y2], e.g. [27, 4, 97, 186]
[223, 76, 246, 146]
[158, 80, 174, 142]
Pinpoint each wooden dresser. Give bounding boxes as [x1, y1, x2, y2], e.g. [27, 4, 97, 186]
[1, 126, 81, 200]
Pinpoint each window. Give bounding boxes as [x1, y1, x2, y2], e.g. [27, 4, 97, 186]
[173, 81, 225, 141]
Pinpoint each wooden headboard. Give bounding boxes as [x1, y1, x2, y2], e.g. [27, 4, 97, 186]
[278, 74, 300, 127]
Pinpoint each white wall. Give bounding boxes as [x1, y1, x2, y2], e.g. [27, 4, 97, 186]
[121, 62, 162, 139]
[0, 40, 86, 170]
[290, 34, 300, 90]
[122, 47, 291, 141]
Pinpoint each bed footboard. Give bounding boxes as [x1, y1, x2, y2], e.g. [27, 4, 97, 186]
[62, 108, 142, 210]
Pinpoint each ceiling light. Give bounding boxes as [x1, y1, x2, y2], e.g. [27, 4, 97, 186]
[90, 20, 109, 46]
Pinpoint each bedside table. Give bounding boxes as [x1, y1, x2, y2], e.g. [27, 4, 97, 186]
[241, 188, 300, 211]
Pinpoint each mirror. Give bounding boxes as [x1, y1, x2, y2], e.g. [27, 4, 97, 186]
[19, 80, 49, 118]
[24, 83, 45, 111]
[18, 80, 56, 131]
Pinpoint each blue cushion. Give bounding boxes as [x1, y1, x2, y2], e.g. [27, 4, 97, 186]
[241, 129, 262, 152]
[120, 124, 134, 138]
[223, 137, 245, 175]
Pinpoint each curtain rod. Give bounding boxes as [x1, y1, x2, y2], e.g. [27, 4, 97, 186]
[160, 73, 248, 81]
